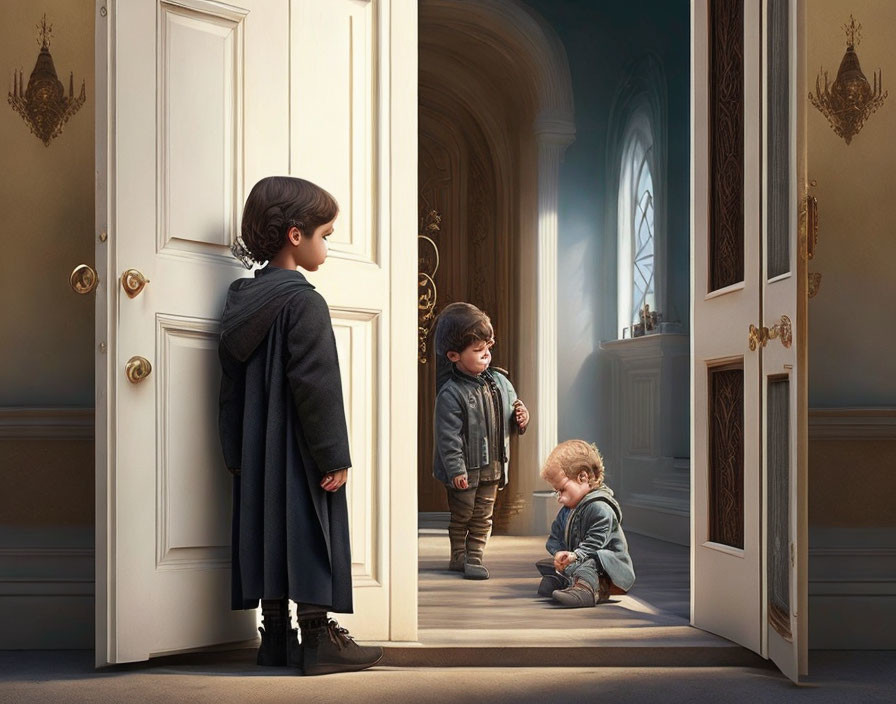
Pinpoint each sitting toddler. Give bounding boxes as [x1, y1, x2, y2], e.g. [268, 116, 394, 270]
[536, 440, 635, 607]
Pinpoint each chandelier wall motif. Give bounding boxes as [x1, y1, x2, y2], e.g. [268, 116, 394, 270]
[8, 15, 86, 146]
[808, 15, 886, 145]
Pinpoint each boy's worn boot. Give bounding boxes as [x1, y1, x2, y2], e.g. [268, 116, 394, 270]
[257, 599, 300, 667]
[299, 617, 383, 676]
[537, 573, 568, 598]
[448, 548, 466, 572]
[464, 556, 489, 580]
[552, 579, 596, 608]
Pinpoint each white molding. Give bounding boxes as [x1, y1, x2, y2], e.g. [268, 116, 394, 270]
[808, 408, 896, 438]
[0, 407, 94, 438]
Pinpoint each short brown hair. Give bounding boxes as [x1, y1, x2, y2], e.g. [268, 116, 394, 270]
[433, 302, 494, 391]
[434, 302, 494, 355]
[541, 439, 605, 488]
[235, 176, 339, 265]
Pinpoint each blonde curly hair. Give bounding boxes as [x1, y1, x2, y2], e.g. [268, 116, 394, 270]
[540, 439, 605, 488]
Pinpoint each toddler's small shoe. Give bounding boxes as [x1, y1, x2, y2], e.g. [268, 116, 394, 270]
[537, 573, 568, 598]
[552, 579, 595, 608]
[464, 558, 489, 580]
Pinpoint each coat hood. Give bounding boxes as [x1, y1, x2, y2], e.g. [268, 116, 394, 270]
[582, 485, 623, 523]
[220, 265, 314, 362]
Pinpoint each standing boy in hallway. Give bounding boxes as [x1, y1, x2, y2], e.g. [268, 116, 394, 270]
[432, 302, 529, 580]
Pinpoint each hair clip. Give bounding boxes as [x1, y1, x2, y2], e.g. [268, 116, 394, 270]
[230, 238, 255, 269]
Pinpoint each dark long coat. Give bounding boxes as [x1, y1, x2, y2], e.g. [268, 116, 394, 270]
[218, 266, 353, 612]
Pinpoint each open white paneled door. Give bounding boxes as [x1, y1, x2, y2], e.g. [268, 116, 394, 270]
[94, 0, 416, 665]
[691, 0, 807, 682]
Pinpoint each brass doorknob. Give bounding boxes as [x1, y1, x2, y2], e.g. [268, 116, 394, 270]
[121, 269, 150, 298]
[70, 264, 98, 294]
[125, 356, 152, 384]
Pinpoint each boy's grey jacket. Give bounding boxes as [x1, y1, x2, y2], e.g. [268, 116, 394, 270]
[546, 486, 636, 592]
[432, 366, 523, 486]
[219, 265, 353, 613]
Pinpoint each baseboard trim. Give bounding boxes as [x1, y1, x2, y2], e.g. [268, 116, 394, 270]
[418, 512, 450, 531]
[809, 526, 896, 648]
[0, 526, 94, 649]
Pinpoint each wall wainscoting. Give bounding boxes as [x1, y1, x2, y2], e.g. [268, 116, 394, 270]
[808, 408, 896, 649]
[809, 527, 896, 649]
[0, 407, 94, 437]
[0, 407, 95, 649]
[0, 526, 94, 649]
[600, 334, 691, 546]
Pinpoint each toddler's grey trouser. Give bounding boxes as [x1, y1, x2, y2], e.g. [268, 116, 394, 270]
[446, 481, 499, 562]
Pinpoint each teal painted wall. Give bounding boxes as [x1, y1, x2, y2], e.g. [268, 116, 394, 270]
[523, 0, 691, 447]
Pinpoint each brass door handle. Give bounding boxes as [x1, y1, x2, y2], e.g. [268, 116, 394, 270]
[121, 269, 150, 298]
[125, 356, 152, 384]
[70, 264, 98, 294]
[748, 315, 792, 351]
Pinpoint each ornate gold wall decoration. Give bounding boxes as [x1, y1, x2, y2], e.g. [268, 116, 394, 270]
[8, 15, 86, 146]
[809, 16, 887, 145]
[808, 272, 822, 298]
[418, 210, 441, 364]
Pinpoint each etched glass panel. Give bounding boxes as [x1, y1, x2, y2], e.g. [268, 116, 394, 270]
[767, 0, 790, 279]
[767, 376, 792, 638]
[709, 364, 744, 548]
[709, 0, 745, 291]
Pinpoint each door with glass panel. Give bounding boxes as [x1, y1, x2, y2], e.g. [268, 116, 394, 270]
[691, 0, 807, 682]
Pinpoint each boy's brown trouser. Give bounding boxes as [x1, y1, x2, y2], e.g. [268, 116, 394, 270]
[446, 481, 499, 563]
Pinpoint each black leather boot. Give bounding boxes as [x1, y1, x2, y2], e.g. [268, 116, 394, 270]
[299, 617, 383, 676]
[257, 599, 300, 667]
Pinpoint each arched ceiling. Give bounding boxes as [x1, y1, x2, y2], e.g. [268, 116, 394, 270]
[419, 0, 575, 127]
